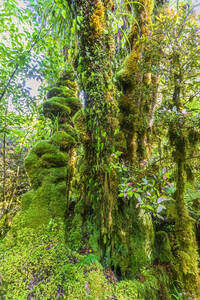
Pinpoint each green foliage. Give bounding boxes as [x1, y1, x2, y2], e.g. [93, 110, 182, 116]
[117, 163, 171, 219]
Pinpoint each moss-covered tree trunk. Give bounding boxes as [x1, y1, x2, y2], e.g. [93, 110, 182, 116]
[117, 0, 159, 164]
[69, 0, 156, 280]
[70, 0, 119, 261]
[168, 68, 200, 297]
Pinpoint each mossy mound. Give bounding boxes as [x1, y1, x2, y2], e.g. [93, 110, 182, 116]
[0, 220, 172, 300]
[50, 131, 76, 151]
[43, 96, 71, 121]
[25, 140, 69, 188]
[40, 152, 68, 168]
[63, 96, 81, 115]
[32, 141, 57, 156]
[43, 97, 81, 122]
[47, 86, 76, 99]
[58, 123, 78, 140]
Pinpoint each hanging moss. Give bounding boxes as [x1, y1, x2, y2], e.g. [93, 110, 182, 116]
[116, 0, 157, 164]
[155, 231, 173, 264]
[168, 120, 200, 297]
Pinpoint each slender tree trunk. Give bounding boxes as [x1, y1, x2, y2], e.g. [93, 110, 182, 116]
[169, 68, 200, 297]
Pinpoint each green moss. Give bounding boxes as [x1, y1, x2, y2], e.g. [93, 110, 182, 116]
[21, 190, 34, 210]
[47, 86, 76, 99]
[43, 96, 81, 121]
[29, 166, 68, 188]
[50, 131, 76, 151]
[73, 109, 90, 143]
[114, 131, 127, 152]
[43, 97, 71, 121]
[32, 141, 57, 156]
[155, 231, 173, 263]
[25, 142, 68, 182]
[58, 123, 78, 140]
[47, 86, 65, 98]
[114, 267, 171, 300]
[24, 151, 39, 179]
[40, 151, 68, 168]
[25, 145, 68, 187]
[110, 206, 154, 278]
[18, 182, 67, 229]
[66, 213, 83, 250]
[61, 97, 81, 115]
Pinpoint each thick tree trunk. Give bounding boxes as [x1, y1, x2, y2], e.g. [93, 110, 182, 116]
[71, 0, 119, 261]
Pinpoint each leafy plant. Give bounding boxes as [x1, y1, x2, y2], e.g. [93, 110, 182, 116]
[118, 165, 172, 219]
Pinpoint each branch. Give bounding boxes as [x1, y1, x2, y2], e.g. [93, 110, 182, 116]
[183, 91, 200, 105]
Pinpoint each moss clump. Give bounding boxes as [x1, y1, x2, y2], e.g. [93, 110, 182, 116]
[43, 97, 71, 121]
[28, 166, 68, 189]
[50, 131, 76, 151]
[47, 86, 76, 99]
[114, 267, 171, 300]
[62, 97, 81, 115]
[155, 231, 173, 263]
[32, 141, 57, 156]
[43, 97, 81, 121]
[25, 140, 69, 187]
[40, 152, 68, 168]
[58, 123, 78, 140]
[90, 0, 105, 36]
[47, 87, 65, 98]
[24, 151, 39, 180]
